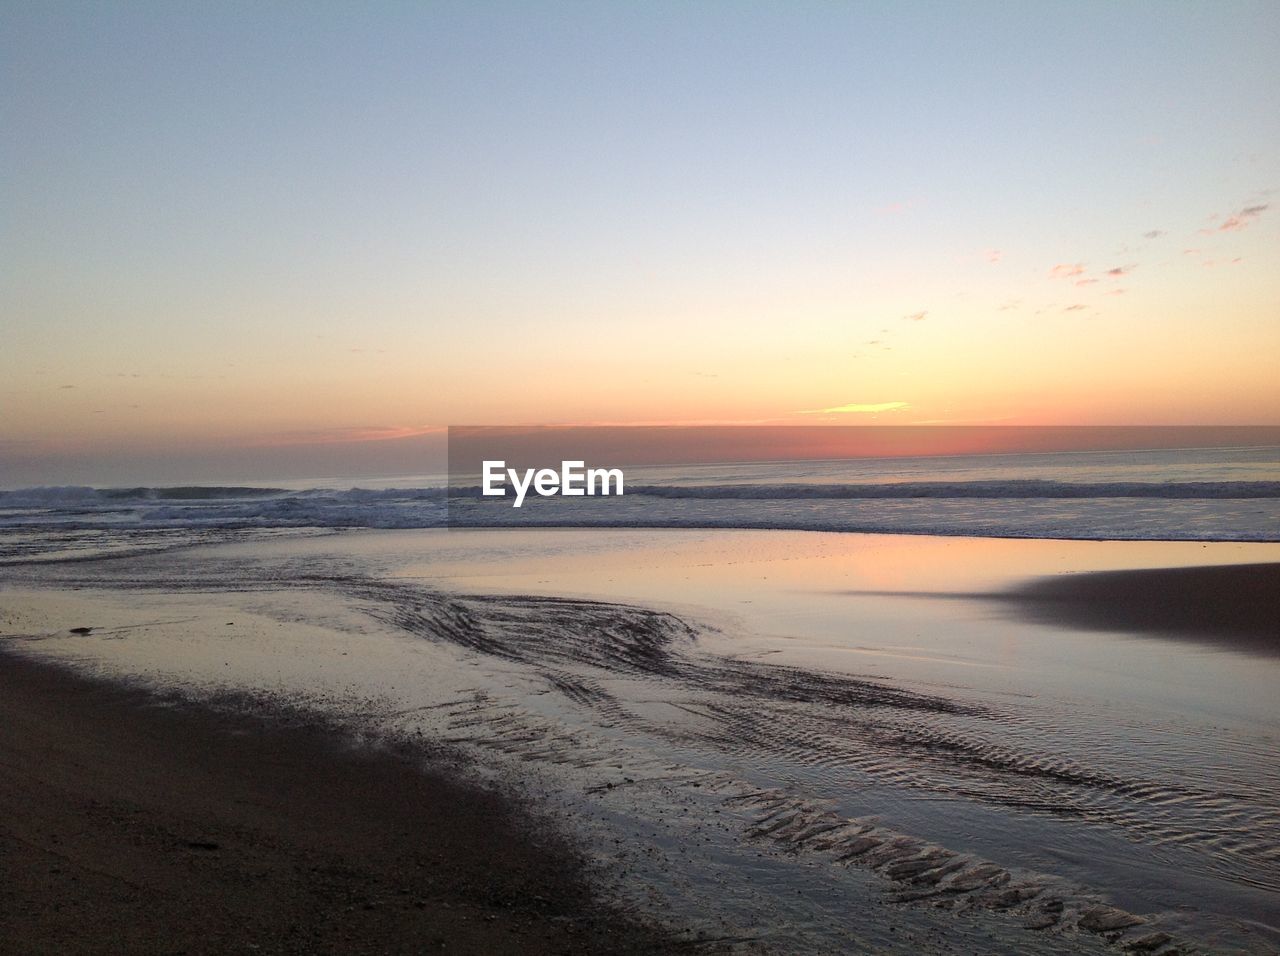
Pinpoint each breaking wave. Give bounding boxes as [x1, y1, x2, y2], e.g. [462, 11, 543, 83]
[2, 479, 1279, 541]
[622, 480, 1280, 499]
[0, 485, 448, 530]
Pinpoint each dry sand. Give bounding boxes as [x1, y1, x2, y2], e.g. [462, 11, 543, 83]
[1005, 562, 1280, 655]
[0, 651, 694, 955]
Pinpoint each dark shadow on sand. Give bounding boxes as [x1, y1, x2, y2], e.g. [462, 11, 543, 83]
[844, 563, 1280, 658]
[1001, 562, 1279, 656]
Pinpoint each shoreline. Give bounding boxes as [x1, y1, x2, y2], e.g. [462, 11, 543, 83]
[0, 650, 696, 955]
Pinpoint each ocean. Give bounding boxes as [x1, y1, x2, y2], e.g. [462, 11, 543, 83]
[2, 445, 1277, 550]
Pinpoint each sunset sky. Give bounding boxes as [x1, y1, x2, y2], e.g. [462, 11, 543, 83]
[3, 1, 1278, 484]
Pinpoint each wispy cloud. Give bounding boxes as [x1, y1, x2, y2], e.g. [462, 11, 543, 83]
[799, 401, 910, 415]
[1049, 263, 1085, 279]
[879, 198, 919, 215]
[1064, 304, 1087, 312]
[910, 415, 1018, 425]
[253, 425, 445, 446]
[1142, 230, 1164, 240]
[903, 311, 927, 322]
[983, 249, 1002, 264]
[1106, 265, 1134, 277]
[1204, 203, 1269, 233]
[568, 416, 800, 428]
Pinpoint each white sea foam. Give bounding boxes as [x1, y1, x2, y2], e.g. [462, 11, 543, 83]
[3, 447, 1277, 541]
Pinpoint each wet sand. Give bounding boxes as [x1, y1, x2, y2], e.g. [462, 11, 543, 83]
[3, 530, 1279, 954]
[1005, 562, 1280, 656]
[0, 651, 691, 955]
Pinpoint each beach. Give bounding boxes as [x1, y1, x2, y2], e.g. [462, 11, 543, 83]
[0, 651, 686, 955]
[2, 528, 1278, 954]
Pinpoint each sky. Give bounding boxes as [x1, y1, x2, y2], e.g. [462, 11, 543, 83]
[2, 1, 1279, 484]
